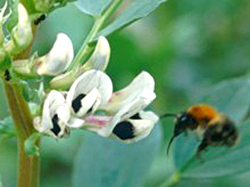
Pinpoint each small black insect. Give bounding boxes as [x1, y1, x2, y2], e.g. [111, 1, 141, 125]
[34, 14, 46, 25]
[4, 69, 11, 81]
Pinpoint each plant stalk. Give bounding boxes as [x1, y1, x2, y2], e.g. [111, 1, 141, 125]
[4, 82, 40, 187]
[69, 0, 123, 71]
[160, 156, 197, 186]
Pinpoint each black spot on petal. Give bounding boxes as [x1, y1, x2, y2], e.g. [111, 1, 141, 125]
[130, 113, 141, 120]
[51, 114, 61, 136]
[113, 121, 135, 140]
[86, 106, 93, 114]
[72, 94, 86, 113]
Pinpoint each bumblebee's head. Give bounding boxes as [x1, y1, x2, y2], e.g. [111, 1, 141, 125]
[164, 113, 198, 155]
[174, 113, 198, 136]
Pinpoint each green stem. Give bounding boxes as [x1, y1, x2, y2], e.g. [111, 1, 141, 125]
[69, 0, 123, 71]
[161, 156, 197, 187]
[4, 82, 40, 187]
[159, 171, 182, 187]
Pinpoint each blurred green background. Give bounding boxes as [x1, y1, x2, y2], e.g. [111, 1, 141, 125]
[1, 0, 250, 186]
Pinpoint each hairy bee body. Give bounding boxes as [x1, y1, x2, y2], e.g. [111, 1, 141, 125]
[165, 104, 240, 157]
[197, 114, 239, 156]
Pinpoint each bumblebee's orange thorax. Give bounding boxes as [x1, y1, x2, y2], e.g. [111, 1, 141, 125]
[187, 104, 218, 122]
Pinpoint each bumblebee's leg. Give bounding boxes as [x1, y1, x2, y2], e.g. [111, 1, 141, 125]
[195, 126, 204, 141]
[196, 138, 208, 158]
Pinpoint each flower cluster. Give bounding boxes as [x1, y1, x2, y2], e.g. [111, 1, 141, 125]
[34, 35, 158, 143]
[0, 2, 158, 143]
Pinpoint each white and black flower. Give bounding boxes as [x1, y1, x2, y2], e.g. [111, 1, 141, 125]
[34, 90, 71, 138]
[97, 71, 156, 137]
[82, 71, 158, 143]
[36, 33, 74, 76]
[66, 69, 113, 118]
[112, 111, 158, 143]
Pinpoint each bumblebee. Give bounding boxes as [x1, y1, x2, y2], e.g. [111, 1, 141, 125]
[162, 104, 239, 157]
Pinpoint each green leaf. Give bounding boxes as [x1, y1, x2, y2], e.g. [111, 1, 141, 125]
[0, 117, 16, 139]
[0, 175, 2, 187]
[0, 54, 11, 71]
[6, 0, 18, 33]
[173, 133, 199, 169]
[181, 123, 250, 178]
[171, 76, 250, 179]
[72, 124, 162, 187]
[97, 0, 167, 37]
[74, 0, 112, 16]
[24, 133, 40, 156]
[197, 76, 250, 123]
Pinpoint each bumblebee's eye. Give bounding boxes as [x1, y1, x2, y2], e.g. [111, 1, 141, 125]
[174, 114, 197, 136]
[180, 116, 188, 122]
[180, 114, 197, 127]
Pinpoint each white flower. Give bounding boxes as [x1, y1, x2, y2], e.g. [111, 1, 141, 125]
[96, 71, 156, 137]
[50, 36, 110, 89]
[34, 90, 85, 138]
[79, 71, 157, 143]
[15, 3, 32, 47]
[34, 90, 71, 138]
[66, 69, 113, 118]
[112, 111, 159, 143]
[36, 69, 157, 143]
[36, 33, 74, 76]
[84, 110, 158, 143]
[83, 36, 110, 71]
[104, 71, 155, 113]
[4, 3, 33, 54]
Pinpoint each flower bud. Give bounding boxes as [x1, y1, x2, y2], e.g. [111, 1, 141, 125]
[36, 33, 74, 76]
[50, 36, 110, 89]
[82, 36, 110, 71]
[12, 53, 38, 76]
[4, 3, 33, 55]
[50, 69, 81, 89]
[34, 0, 55, 12]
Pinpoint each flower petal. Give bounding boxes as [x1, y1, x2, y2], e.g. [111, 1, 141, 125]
[36, 33, 74, 76]
[37, 90, 70, 138]
[112, 111, 158, 143]
[104, 71, 155, 113]
[83, 36, 110, 71]
[68, 117, 85, 128]
[81, 115, 112, 133]
[66, 70, 113, 117]
[97, 89, 156, 137]
[4, 3, 33, 54]
[71, 88, 101, 117]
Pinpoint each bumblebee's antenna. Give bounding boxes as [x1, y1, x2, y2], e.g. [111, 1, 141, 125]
[167, 136, 175, 155]
[160, 113, 178, 119]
